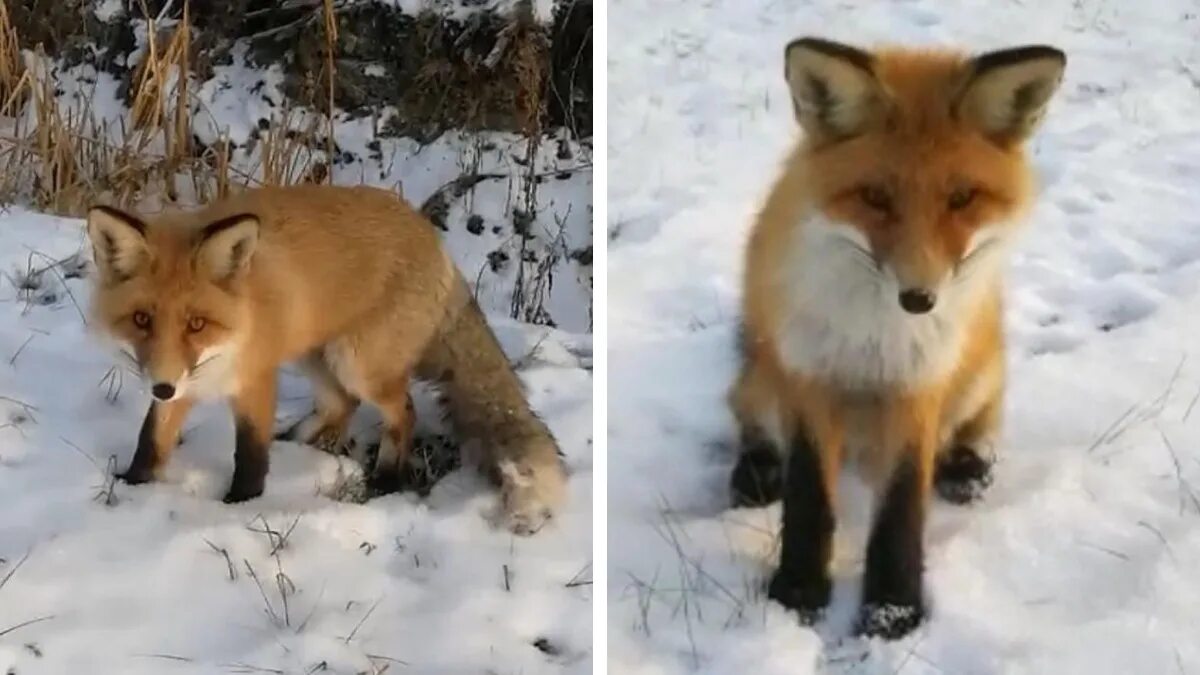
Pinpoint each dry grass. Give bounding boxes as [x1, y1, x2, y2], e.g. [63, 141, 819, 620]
[0, 0, 326, 216]
[0, 0, 584, 328]
[0, 0, 22, 110]
[0, 0, 566, 211]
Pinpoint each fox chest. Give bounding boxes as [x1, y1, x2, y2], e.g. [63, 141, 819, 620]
[772, 234, 967, 389]
[775, 305, 965, 389]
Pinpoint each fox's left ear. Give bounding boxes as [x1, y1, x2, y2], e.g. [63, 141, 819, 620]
[196, 214, 259, 281]
[956, 45, 1066, 145]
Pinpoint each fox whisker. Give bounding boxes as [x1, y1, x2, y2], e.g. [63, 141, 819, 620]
[188, 354, 221, 378]
[118, 349, 141, 371]
[839, 239, 882, 276]
[954, 237, 1002, 281]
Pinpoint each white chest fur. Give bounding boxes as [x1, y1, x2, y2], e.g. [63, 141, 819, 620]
[773, 216, 1011, 390]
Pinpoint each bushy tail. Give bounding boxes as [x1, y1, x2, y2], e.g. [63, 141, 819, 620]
[416, 278, 566, 534]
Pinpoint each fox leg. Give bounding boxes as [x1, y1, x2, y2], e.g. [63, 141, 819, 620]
[320, 329, 425, 494]
[223, 368, 277, 503]
[936, 394, 1001, 504]
[728, 355, 787, 507]
[364, 378, 417, 493]
[936, 364, 1003, 505]
[118, 398, 194, 484]
[767, 386, 843, 623]
[279, 351, 360, 453]
[730, 426, 785, 507]
[857, 391, 940, 640]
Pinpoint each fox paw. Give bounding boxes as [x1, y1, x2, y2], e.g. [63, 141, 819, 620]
[116, 465, 155, 485]
[364, 469, 403, 498]
[493, 459, 566, 536]
[767, 569, 831, 625]
[730, 445, 783, 507]
[934, 446, 994, 505]
[856, 601, 926, 640]
[222, 477, 264, 504]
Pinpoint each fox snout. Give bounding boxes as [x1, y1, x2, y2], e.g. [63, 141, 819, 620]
[145, 370, 185, 401]
[886, 231, 1008, 315]
[888, 252, 953, 315]
[897, 288, 936, 314]
[136, 350, 190, 402]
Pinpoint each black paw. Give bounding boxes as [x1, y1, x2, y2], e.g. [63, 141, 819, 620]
[116, 466, 155, 485]
[365, 469, 403, 498]
[222, 480, 264, 504]
[766, 569, 831, 624]
[855, 601, 926, 640]
[934, 446, 994, 505]
[731, 445, 783, 507]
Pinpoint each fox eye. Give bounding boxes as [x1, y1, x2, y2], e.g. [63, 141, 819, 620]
[948, 187, 978, 211]
[858, 185, 892, 212]
[132, 311, 152, 330]
[187, 316, 207, 333]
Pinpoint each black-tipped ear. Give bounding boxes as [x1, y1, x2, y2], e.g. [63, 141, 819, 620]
[784, 37, 882, 142]
[196, 214, 259, 281]
[957, 45, 1066, 144]
[86, 205, 149, 282]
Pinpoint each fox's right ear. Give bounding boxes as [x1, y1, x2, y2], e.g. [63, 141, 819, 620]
[784, 37, 882, 142]
[86, 206, 149, 282]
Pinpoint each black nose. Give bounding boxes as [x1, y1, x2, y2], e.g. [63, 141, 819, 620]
[151, 383, 176, 401]
[898, 289, 936, 314]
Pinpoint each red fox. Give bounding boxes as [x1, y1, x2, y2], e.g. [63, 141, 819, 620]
[85, 184, 566, 534]
[729, 38, 1065, 637]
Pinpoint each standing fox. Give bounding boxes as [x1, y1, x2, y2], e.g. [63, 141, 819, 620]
[730, 38, 1065, 637]
[85, 184, 566, 534]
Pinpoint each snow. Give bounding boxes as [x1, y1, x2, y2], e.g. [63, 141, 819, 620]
[608, 0, 1200, 672]
[366, 0, 560, 24]
[0, 11, 592, 675]
[93, 0, 124, 22]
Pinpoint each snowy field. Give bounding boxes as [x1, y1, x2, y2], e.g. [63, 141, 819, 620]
[0, 9, 593, 675]
[608, 0, 1200, 672]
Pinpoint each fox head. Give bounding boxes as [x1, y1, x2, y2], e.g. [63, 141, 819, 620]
[85, 205, 259, 401]
[783, 37, 1065, 314]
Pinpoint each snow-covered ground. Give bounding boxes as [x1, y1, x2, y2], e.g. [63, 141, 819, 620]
[0, 10, 592, 675]
[608, 0, 1200, 672]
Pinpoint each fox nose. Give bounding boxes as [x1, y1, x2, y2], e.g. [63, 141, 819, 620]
[898, 288, 936, 314]
[151, 382, 176, 401]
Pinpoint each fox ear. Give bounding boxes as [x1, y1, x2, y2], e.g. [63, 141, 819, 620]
[784, 37, 882, 142]
[957, 45, 1065, 145]
[196, 214, 259, 281]
[86, 206, 149, 282]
